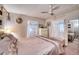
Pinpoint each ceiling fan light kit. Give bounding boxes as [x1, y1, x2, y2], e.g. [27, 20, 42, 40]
[41, 4, 59, 16]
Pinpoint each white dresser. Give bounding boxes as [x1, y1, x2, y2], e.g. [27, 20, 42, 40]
[39, 28, 48, 37]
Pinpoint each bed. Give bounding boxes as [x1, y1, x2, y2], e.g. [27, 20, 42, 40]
[0, 37, 10, 55]
[0, 34, 65, 55]
[36, 36, 65, 54]
[18, 36, 65, 55]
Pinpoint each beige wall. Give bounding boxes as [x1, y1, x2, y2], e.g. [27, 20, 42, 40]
[46, 9, 79, 46]
[3, 12, 45, 40]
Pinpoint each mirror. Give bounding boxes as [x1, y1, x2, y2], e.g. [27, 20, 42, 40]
[16, 17, 23, 24]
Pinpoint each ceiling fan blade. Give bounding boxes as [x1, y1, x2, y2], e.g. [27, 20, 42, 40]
[41, 11, 48, 13]
[52, 6, 59, 10]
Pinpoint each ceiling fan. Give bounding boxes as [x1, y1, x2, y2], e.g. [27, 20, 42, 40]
[41, 4, 59, 15]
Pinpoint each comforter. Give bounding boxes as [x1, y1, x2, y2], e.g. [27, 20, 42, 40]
[0, 35, 64, 55]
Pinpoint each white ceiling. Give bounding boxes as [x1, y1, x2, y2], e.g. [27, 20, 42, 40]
[3, 4, 79, 19]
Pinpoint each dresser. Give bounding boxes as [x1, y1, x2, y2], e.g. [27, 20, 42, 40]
[39, 28, 48, 37]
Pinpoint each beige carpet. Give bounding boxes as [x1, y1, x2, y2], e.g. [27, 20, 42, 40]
[64, 39, 79, 55]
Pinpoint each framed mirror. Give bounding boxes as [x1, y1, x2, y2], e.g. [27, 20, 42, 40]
[16, 17, 23, 24]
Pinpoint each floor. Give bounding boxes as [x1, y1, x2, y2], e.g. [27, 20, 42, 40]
[64, 39, 79, 55]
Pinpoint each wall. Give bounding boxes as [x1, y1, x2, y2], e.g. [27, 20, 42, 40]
[46, 9, 79, 46]
[3, 12, 45, 40]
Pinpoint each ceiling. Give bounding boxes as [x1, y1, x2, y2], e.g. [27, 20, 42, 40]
[3, 4, 79, 19]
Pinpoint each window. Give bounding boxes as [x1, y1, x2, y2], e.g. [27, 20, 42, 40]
[58, 23, 64, 33]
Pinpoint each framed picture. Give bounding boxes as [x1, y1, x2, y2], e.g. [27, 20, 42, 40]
[0, 20, 2, 25]
[0, 10, 2, 15]
[47, 22, 51, 26]
[0, 6, 3, 16]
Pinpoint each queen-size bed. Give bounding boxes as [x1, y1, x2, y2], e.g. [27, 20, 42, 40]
[0, 34, 65, 55]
